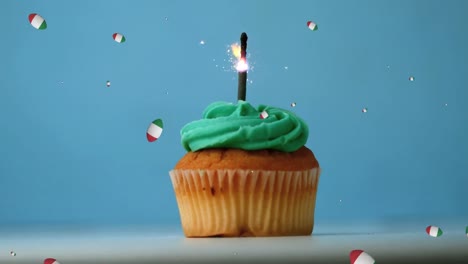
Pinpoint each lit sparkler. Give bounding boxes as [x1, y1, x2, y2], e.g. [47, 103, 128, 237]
[237, 33, 248, 101]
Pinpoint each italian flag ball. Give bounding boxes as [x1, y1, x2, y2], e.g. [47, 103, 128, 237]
[307, 21, 318, 31]
[350, 250, 375, 264]
[113, 33, 126, 43]
[147, 118, 163, 142]
[28, 13, 47, 30]
[44, 258, 60, 264]
[426, 225, 443, 237]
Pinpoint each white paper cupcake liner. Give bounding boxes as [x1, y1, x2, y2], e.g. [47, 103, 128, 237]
[169, 168, 321, 237]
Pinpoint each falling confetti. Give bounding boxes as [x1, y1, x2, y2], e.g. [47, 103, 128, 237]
[426, 225, 443, 237]
[284, 66, 288, 70]
[112, 33, 126, 43]
[291, 102, 296, 107]
[307, 21, 318, 31]
[10, 251, 16, 256]
[362, 108, 368, 113]
[409, 76, 415, 81]
[260, 110, 268, 119]
[147, 118, 164, 142]
[28, 13, 47, 30]
[106, 80, 111, 87]
[350, 250, 375, 264]
[200, 40, 205, 45]
[44, 258, 61, 264]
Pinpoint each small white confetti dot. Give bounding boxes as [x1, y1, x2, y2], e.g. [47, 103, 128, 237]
[291, 102, 296, 107]
[200, 40, 205, 45]
[362, 108, 368, 113]
[339, 199, 342, 203]
[106, 80, 111, 87]
[444, 103, 448, 106]
[10, 251, 16, 256]
[284, 66, 288, 70]
[409, 76, 415, 81]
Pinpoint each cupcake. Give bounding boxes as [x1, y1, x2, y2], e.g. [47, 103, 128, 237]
[169, 100, 320, 237]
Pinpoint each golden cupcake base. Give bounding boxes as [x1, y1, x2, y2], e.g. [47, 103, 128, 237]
[169, 168, 320, 237]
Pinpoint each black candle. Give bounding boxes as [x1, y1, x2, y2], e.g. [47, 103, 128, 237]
[237, 32, 248, 101]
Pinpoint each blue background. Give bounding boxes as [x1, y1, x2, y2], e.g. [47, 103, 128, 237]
[1, 0, 467, 230]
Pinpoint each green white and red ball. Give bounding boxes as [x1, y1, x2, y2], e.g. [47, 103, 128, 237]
[113, 33, 126, 43]
[426, 225, 443, 237]
[307, 21, 318, 31]
[350, 250, 375, 264]
[147, 119, 163, 142]
[44, 258, 60, 264]
[28, 13, 47, 30]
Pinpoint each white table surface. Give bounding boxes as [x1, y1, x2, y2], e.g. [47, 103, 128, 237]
[1, 222, 467, 264]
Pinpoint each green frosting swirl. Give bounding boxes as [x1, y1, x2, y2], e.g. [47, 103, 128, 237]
[180, 101, 309, 152]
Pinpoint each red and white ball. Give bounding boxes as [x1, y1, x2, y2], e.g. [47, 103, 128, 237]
[260, 110, 268, 119]
[307, 21, 318, 31]
[44, 258, 60, 264]
[350, 250, 375, 264]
